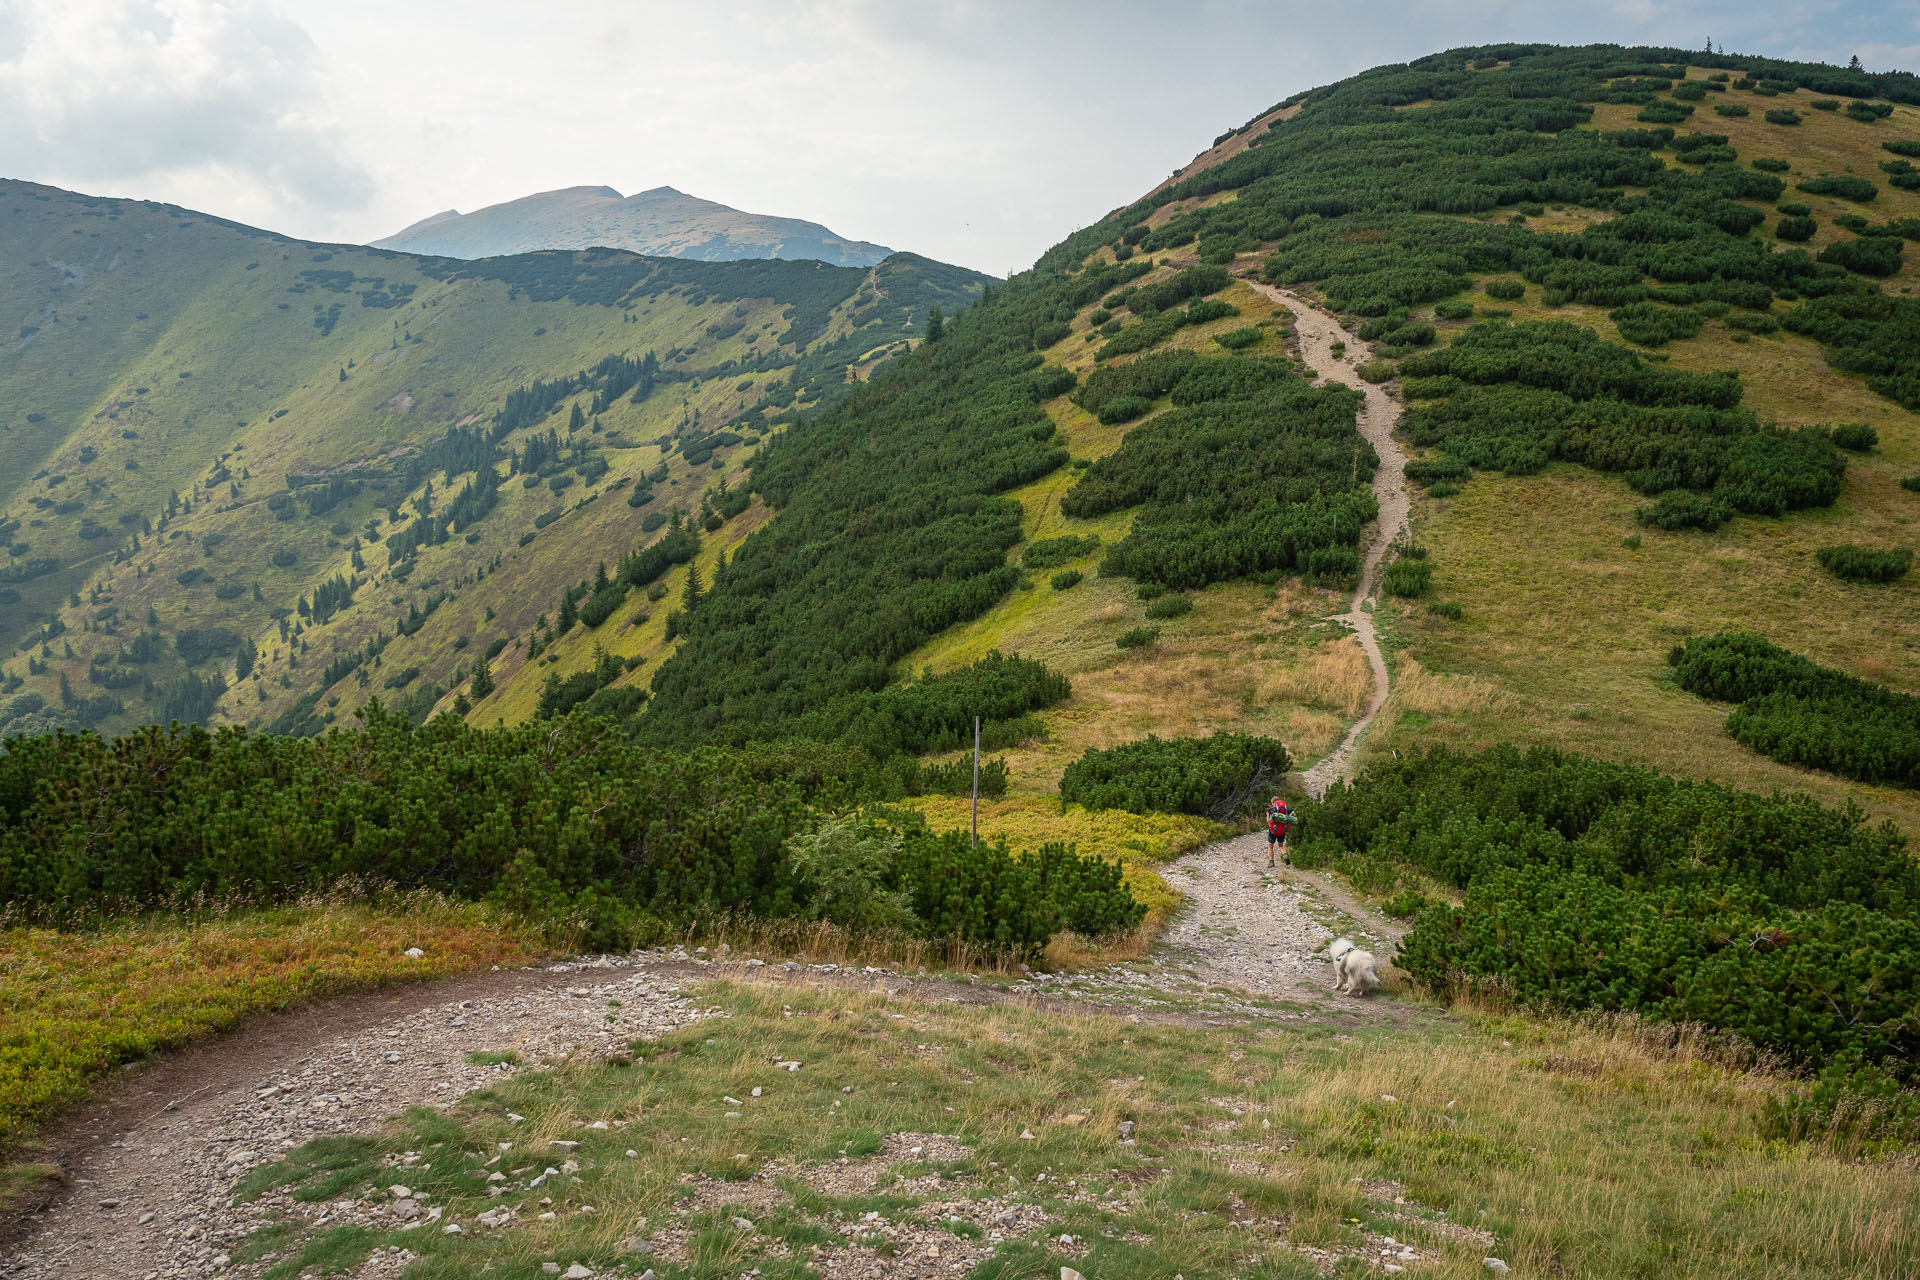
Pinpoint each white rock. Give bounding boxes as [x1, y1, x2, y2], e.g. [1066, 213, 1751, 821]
[543, 1265, 561, 1276]
[724, 1096, 743, 1105]
[565, 1266, 593, 1280]
[626, 1149, 638, 1158]
[1484, 1261, 1511, 1276]
[1019, 1129, 1036, 1140]
[1062, 1269, 1085, 1280]
[443, 1223, 462, 1235]
[404, 947, 425, 958]
[750, 1087, 762, 1097]
[732, 1216, 754, 1231]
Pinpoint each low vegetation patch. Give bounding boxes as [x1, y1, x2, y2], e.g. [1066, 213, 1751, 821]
[1059, 731, 1289, 820]
[1671, 632, 1920, 786]
[0, 703, 1133, 957]
[1816, 543, 1913, 584]
[1302, 743, 1920, 1124]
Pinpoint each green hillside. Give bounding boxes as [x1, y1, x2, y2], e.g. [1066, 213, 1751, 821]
[0, 180, 989, 735]
[566, 41, 1920, 832]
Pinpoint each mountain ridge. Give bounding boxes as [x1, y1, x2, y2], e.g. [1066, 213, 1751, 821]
[371, 183, 894, 267]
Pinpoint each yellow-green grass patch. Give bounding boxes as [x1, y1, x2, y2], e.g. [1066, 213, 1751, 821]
[0, 896, 530, 1159]
[1375, 463, 1920, 835]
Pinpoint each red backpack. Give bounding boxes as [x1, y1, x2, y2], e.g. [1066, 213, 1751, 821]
[1267, 803, 1293, 836]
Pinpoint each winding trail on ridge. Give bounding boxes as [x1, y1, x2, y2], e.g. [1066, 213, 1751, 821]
[1246, 281, 1411, 799]
[1104, 283, 1414, 1017]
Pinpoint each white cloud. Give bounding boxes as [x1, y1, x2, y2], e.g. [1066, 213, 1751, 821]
[0, 0, 1912, 272]
[0, 0, 371, 222]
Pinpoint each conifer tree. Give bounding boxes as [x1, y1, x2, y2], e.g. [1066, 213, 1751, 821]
[469, 654, 494, 699]
[681, 562, 705, 612]
[558, 589, 578, 632]
[234, 642, 254, 680]
[924, 306, 945, 343]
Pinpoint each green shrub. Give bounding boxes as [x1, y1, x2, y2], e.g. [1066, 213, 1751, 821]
[1059, 731, 1290, 819]
[1358, 359, 1396, 383]
[1816, 544, 1913, 583]
[1609, 301, 1703, 347]
[1765, 108, 1803, 126]
[1751, 156, 1791, 173]
[1427, 600, 1462, 620]
[1143, 594, 1193, 619]
[1799, 175, 1878, 202]
[1404, 458, 1470, 487]
[1828, 423, 1878, 451]
[1023, 534, 1101, 569]
[1483, 279, 1525, 301]
[1097, 395, 1154, 425]
[1382, 557, 1432, 596]
[1050, 570, 1083, 591]
[1213, 327, 1264, 350]
[1775, 215, 1817, 242]
[1820, 236, 1903, 277]
[1714, 103, 1750, 118]
[1901, 475, 1920, 493]
[1433, 300, 1474, 320]
[1115, 625, 1161, 650]
[1636, 490, 1732, 531]
[784, 817, 915, 935]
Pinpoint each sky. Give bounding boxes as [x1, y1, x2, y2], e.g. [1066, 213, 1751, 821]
[2, 0, 1917, 276]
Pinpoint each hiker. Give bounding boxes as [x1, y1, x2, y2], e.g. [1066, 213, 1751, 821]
[1265, 795, 1295, 867]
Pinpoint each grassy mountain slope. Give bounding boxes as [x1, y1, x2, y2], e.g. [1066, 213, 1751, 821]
[371, 183, 894, 267]
[560, 42, 1920, 843]
[0, 180, 988, 735]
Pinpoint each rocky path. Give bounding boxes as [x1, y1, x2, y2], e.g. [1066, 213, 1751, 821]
[1244, 281, 1411, 799]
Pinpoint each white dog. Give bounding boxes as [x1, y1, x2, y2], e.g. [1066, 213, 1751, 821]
[1328, 936, 1379, 996]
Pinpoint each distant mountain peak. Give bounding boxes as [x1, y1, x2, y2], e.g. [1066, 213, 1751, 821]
[371, 183, 891, 267]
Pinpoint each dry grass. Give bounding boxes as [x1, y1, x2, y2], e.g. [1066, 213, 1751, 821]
[1258, 633, 1372, 716]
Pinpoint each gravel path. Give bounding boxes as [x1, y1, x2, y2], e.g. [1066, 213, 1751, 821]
[2, 958, 715, 1280]
[1244, 281, 1411, 799]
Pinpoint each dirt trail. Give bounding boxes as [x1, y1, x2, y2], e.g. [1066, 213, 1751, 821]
[1244, 282, 1410, 799]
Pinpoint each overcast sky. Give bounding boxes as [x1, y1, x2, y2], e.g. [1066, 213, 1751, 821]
[3, 1, 1917, 276]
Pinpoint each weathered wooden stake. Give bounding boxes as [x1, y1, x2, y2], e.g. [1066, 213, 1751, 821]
[971, 715, 981, 848]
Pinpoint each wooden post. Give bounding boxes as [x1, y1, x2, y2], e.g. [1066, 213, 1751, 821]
[971, 715, 981, 848]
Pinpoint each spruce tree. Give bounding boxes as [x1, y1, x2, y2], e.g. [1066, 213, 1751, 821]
[469, 654, 494, 699]
[681, 561, 705, 612]
[234, 642, 254, 680]
[569, 402, 586, 431]
[558, 589, 578, 632]
[924, 306, 945, 343]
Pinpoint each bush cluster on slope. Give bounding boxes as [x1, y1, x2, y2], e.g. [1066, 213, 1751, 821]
[1670, 632, 1920, 785]
[0, 709, 1137, 955]
[1302, 743, 1920, 1077]
[1058, 732, 1291, 820]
